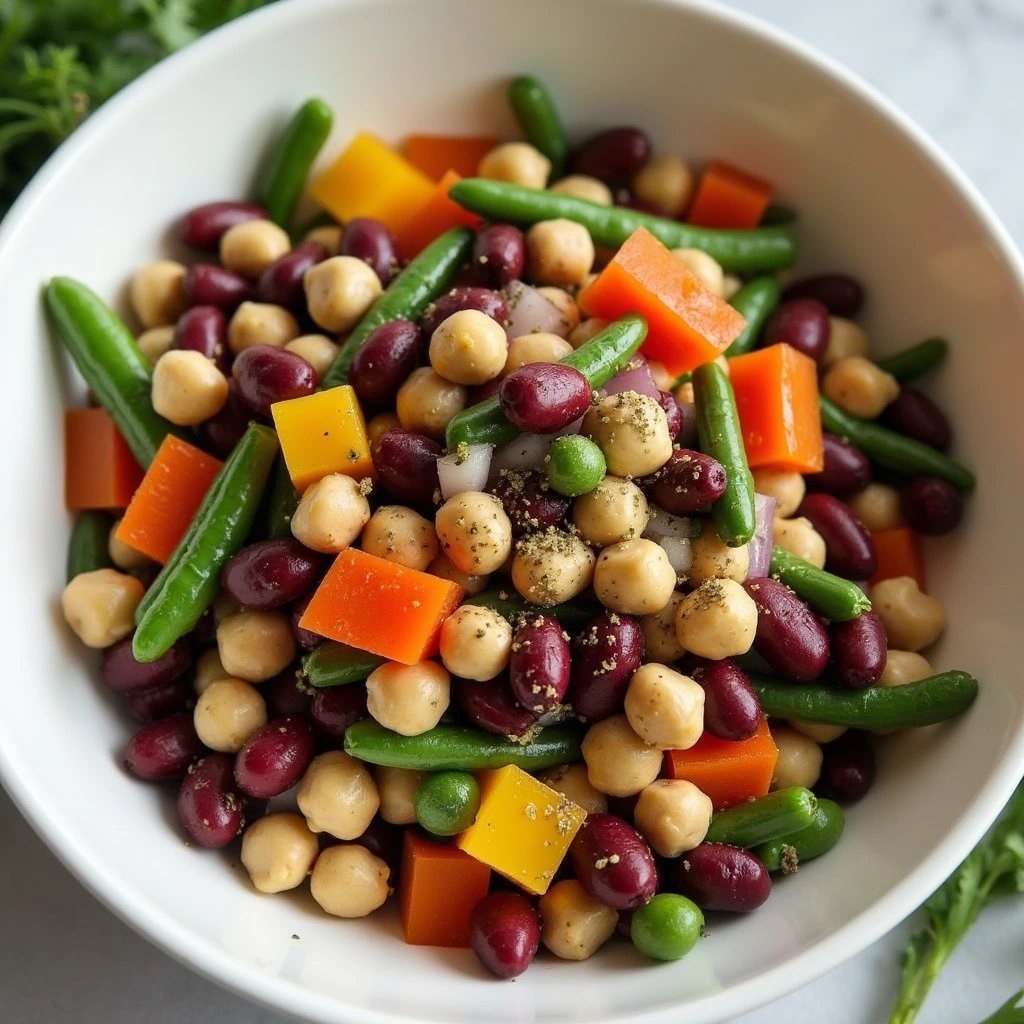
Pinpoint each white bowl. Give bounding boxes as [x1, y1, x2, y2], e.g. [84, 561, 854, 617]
[2, 0, 1023, 1020]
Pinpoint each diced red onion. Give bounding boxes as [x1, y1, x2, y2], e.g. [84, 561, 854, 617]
[643, 507, 697, 543]
[659, 536, 693, 575]
[504, 280, 571, 340]
[601, 356, 660, 400]
[437, 444, 492, 500]
[746, 493, 777, 579]
[488, 418, 583, 479]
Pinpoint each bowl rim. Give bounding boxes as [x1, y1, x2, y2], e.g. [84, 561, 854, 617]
[3, 0, 1023, 1020]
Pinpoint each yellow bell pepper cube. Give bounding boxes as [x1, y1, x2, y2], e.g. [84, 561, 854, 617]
[309, 132, 435, 233]
[455, 765, 586, 895]
[271, 385, 374, 493]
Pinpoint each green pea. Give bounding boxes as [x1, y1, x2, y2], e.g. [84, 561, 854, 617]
[414, 770, 481, 836]
[630, 893, 704, 961]
[545, 435, 606, 497]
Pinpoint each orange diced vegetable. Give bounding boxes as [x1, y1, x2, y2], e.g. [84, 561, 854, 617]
[114, 435, 222, 564]
[728, 343, 824, 473]
[399, 830, 491, 947]
[579, 227, 746, 377]
[394, 170, 482, 262]
[299, 548, 464, 665]
[663, 718, 778, 810]
[64, 408, 144, 511]
[870, 527, 927, 591]
[687, 159, 773, 229]
[309, 132, 435, 233]
[403, 135, 501, 181]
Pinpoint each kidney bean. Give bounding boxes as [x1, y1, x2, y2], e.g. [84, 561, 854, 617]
[570, 813, 658, 909]
[471, 891, 541, 978]
[901, 476, 963, 536]
[618, 195, 662, 214]
[782, 273, 864, 318]
[349, 320, 422, 407]
[509, 615, 571, 714]
[830, 612, 886, 689]
[572, 127, 652, 185]
[345, 817, 404, 877]
[174, 305, 229, 373]
[374, 430, 442, 509]
[642, 449, 727, 515]
[798, 493, 878, 579]
[289, 593, 323, 652]
[676, 400, 698, 449]
[420, 287, 509, 339]
[197, 383, 251, 457]
[883, 387, 952, 451]
[124, 713, 203, 780]
[673, 843, 771, 912]
[339, 217, 398, 285]
[821, 731, 876, 802]
[655, 391, 682, 440]
[221, 538, 323, 610]
[257, 241, 329, 310]
[468, 376, 504, 405]
[126, 678, 194, 722]
[499, 363, 592, 434]
[263, 670, 314, 716]
[805, 432, 872, 496]
[489, 469, 569, 537]
[454, 677, 538, 738]
[234, 715, 316, 798]
[232, 345, 316, 417]
[177, 754, 246, 847]
[688, 658, 761, 740]
[182, 263, 251, 311]
[607, 793, 640, 822]
[179, 200, 266, 250]
[312, 684, 368, 744]
[570, 613, 644, 721]
[190, 607, 217, 648]
[102, 636, 192, 695]
[763, 298, 831, 363]
[743, 578, 830, 682]
[472, 224, 526, 289]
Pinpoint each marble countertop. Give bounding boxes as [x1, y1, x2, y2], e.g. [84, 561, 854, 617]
[3, 0, 1022, 1021]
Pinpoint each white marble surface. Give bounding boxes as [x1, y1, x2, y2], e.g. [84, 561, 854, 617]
[3, 0, 1022, 1021]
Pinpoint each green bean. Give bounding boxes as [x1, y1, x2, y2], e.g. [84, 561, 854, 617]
[724, 275, 782, 357]
[66, 511, 113, 582]
[344, 720, 583, 772]
[508, 75, 570, 179]
[874, 337, 949, 383]
[445, 314, 647, 449]
[448, 179, 799, 272]
[760, 204, 798, 226]
[464, 589, 602, 633]
[704, 787, 818, 849]
[302, 642, 384, 688]
[819, 395, 974, 491]
[264, 455, 298, 539]
[755, 799, 845, 874]
[255, 98, 334, 228]
[133, 424, 278, 662]
[769, 546, 871, 621]
[747, 670, 979, 729]
[45, 277, 186, 467]
[693, 362, 756, 546]
[321, 226, 473, 389]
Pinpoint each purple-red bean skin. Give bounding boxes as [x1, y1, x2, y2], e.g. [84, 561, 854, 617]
[221, 538, 323, 610]
[782, 274, 864, 318]
[102, 636, 191, 694]
[234, 716, 316, 798]
[763, 298, 831, 363]
[182, 263, 251, 311]
[901, 477, 963, 536]
[499, 363, 592, 434]
[174, 305, 229, 373]
[830, 612, 887, 689]
[572, 128, 651, 185]
[455, 678, 539, 738]
[257, 241, 329, 310]
[643, 449, 727, 515]
[374, 430, 442, 510]
[656, 391, 683, 440]
[822, 731, 876, 802]
[689, 658, 761, 740]
[420, 287, 509, 339]
[883, 387, 952, 452]
[198, 384, 251, 457]
[124, 713, 203, 780]
[509, 616, 571, 714]
[312, 685, 368, 744]
[674, 843, 771, 912]
[805, 433, 872, 496]
[490, 470, 569, 537]
[744, 577, 830, 682]
[570, 613, 643, 722]
[232, 345, 316, 417]
[263, 670, 314, 716]
[290, 592, 323, 652]
[339, 218, 398, 285]
[177, 754, 246, 848]
[471, 891, 541, 978]
[180, 201, 266, 250]
[126, 678, 194, 722]
[472, 224, 526, 289]
[349, 320, 422, 407]
[570, 813, 658, 909]
[798, 493, 878, 579]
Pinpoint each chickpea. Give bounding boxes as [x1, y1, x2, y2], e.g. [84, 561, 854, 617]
[439, 605, 512, 681]
[151, 349, 229, 426]
[361, 505, 438, 571]
[821, 316, 869, 370]
[108, 520, 151, 571]
[435, 492, 513, 574]
[674, 381, 695, 405]
[721, 274, 743, 301]
[304, 255, 382, 334]
[478, 142, 551, 189]
[61, 568, 144, 648]
[640, 592, 686, 663]
[772, 516, 827, 569]
[752, 468, 806, 519]
[217, 610, 296, 683]
[136, 325, 175, 365]
[582, 391, 673, 478]
[572, 475, 648, 547]
[646, 360, 673, 392]
[193, 678, 267, 753]
[539, 879, 617, 960]
[227, 301, 300, 354]
[633, 154, 694, 217]
[871, 576, 946, 651]
[284, 334, 339, 380]
[304, 224, 342, 252]
[581, 714, 662, 797]
[789, 720, 847, 744]
[674, 578, 757, 660]
[427, 551, 490, 595]
[822, 356, 900, 420]
[310, 845, 390, 919]
[550, 174, 613, 205]
[594, 538, 676, 616]
[512, 529, 595, 607]
[847, 483, 905, 532]
[429, 309, 508, 385]
[634, 779, 712, 857]
[671, 247, 724, 297]
[241, 812, 318, 894]
[290, 473, 371, 554]
[396, 367, 467, 440]
[366, 411, 402, 454]
[525, 219, 595, 288]
[688, 522, 750, 584]
[504, 332, 574, 374]
[624, 663, 704, 750]
[771, 726, 823, 790]
[297, 751, 379, 839]
[219, 218, 290, 278]
[536, 763, 608, 816]
[375, 766, 426, 825]
[130, 260, 187, 328]
[536, 287, 581, 328]
[194, 647, 231, 695]
[568, 317, 609, 350]
[880, 649, 934, 688]
[365, 661, 450, 736]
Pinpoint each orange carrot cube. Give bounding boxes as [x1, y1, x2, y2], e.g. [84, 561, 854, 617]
[64, 408, 144, 511]
[687, 160, 773, 229]
[870, 527, 927, 591]
[403, 135, 501, 181]
[395, 170, 481, 261]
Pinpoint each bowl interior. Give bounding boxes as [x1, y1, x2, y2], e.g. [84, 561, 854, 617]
[1, 0, 1023, 1021]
